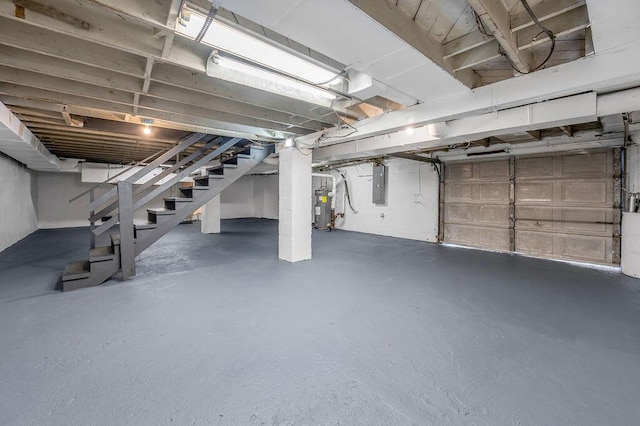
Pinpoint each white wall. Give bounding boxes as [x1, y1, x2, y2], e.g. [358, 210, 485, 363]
[0, 154, 38, 252]
[37, 172, 171, 228]
[220, 176, 254, 219]
[253, 175, 279, 219]
[317, 158, 440, 242]
[220, 174, 279, 219]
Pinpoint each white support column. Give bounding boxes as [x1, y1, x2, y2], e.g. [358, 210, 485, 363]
[201, 195, 221, 234]
[279, 146, 312, 262]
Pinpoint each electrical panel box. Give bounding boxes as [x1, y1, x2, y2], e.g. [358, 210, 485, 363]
[372, 165, 386, 204]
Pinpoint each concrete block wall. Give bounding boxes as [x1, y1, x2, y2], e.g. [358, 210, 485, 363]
[317, 158, 440, 242]
[0, 153, 38, 252]
[35, 172, 279, 229]
[37, 172, 169, 229]
[220, 176, 255, 219]
[220, 174, 278, 219]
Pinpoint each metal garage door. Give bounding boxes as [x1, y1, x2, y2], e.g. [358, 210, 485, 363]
[514, 150, 619, 265]
[443, 150, 620, 265]
[443, 159, 512, 251]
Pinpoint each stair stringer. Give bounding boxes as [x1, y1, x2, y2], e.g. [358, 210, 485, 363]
[134, 145, 275, 255]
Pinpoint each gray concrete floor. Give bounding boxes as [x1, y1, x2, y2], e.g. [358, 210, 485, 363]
[1, 219, 640, 425]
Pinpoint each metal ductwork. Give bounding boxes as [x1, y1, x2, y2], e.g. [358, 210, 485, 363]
[0, 101, 70, 172]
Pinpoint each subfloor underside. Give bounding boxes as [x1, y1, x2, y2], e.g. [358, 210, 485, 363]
[1, 219, 639, 425]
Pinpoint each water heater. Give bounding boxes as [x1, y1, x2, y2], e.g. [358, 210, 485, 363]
[314, 189, 332, 230]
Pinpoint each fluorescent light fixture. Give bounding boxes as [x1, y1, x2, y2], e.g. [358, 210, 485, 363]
[284, 137, 294, 148]
[216, 56, 336, 100]
[176, 7, 341, 96]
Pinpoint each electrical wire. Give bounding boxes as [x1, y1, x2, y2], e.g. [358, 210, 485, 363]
[518, 0, 556, 72]
[195, 4, 218, 43]
[314, 69, 349, 86]
[318, 106, 359, 142]
[474, 2, 555, 74]
[330, 167, 358, 213]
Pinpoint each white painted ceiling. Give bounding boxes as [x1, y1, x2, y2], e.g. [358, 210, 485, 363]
[0, 0, 638, 167]
[221, 0, 469, 103]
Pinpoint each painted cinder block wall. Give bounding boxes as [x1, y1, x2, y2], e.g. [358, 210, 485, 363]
[312, 158, 440, 242]
[0, 153, 38, 252]
[35, 171, 279, 230]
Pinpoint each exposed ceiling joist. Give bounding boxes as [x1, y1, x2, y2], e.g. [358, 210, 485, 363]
[346, 0, 481, 88]
[466, 0, 533, 73]
[443, 30, 494, 59]
[449, 40, 502, 72]
[517, 5, 590, 51]
[13, 0, 92, 29]
[0, 69, 318, 135]
[511, 0, 587, 32]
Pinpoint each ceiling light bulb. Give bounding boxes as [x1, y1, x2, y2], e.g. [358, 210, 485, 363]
[143, 125, 151, 135]
[405, 127, 414, 135]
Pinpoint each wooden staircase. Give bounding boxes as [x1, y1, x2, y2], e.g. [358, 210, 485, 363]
[61, 134, 275, 291]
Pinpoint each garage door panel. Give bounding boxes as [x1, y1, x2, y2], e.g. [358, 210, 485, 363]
[516, 156, 554, 178]
[445, 204, 510, 226]
[515, 206, 553, 221]
[445, 204, 474, 222]
[560, 209, 613, 233]
[445, 183, 473, 201]
[478, 160, 510, 179]
[445, 182, 510, 203]
[561, 235, 612, 263]
[562, 152, 610, 176]
[517, 180, 613, 206]
[561, 181, 610, 204]
[516, 230, 554, 254]
[516, 151, 613, 180]
[479, 182, 510, 202]
[516, 220, 613, 236]
[443, 159, 511, 251]
[445, 150, 618, 265]
[515, 231, 613, 263]
[445, 224, 511, 251]
[516, 207, 613, 235]
[516, 182, 554, 203]
[446, 163, 473, 181]
[446, 160, 509, 182]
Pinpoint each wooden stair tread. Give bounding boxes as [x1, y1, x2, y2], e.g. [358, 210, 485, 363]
[134, 222, 157, 230]
[147, 208, 176, 215]
[62, 261, 90, 281]
[164, 197, 193, 202]
[89, 246, 115, 262]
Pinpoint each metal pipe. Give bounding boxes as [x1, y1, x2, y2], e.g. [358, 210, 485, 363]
[312, 173, 341, 209]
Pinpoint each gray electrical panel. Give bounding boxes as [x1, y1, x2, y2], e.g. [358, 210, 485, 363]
[372, 165, 386, 204]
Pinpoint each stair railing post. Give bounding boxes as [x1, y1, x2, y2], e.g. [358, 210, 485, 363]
[89, 188, 96, 249]
[117, 181, 136, 279]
